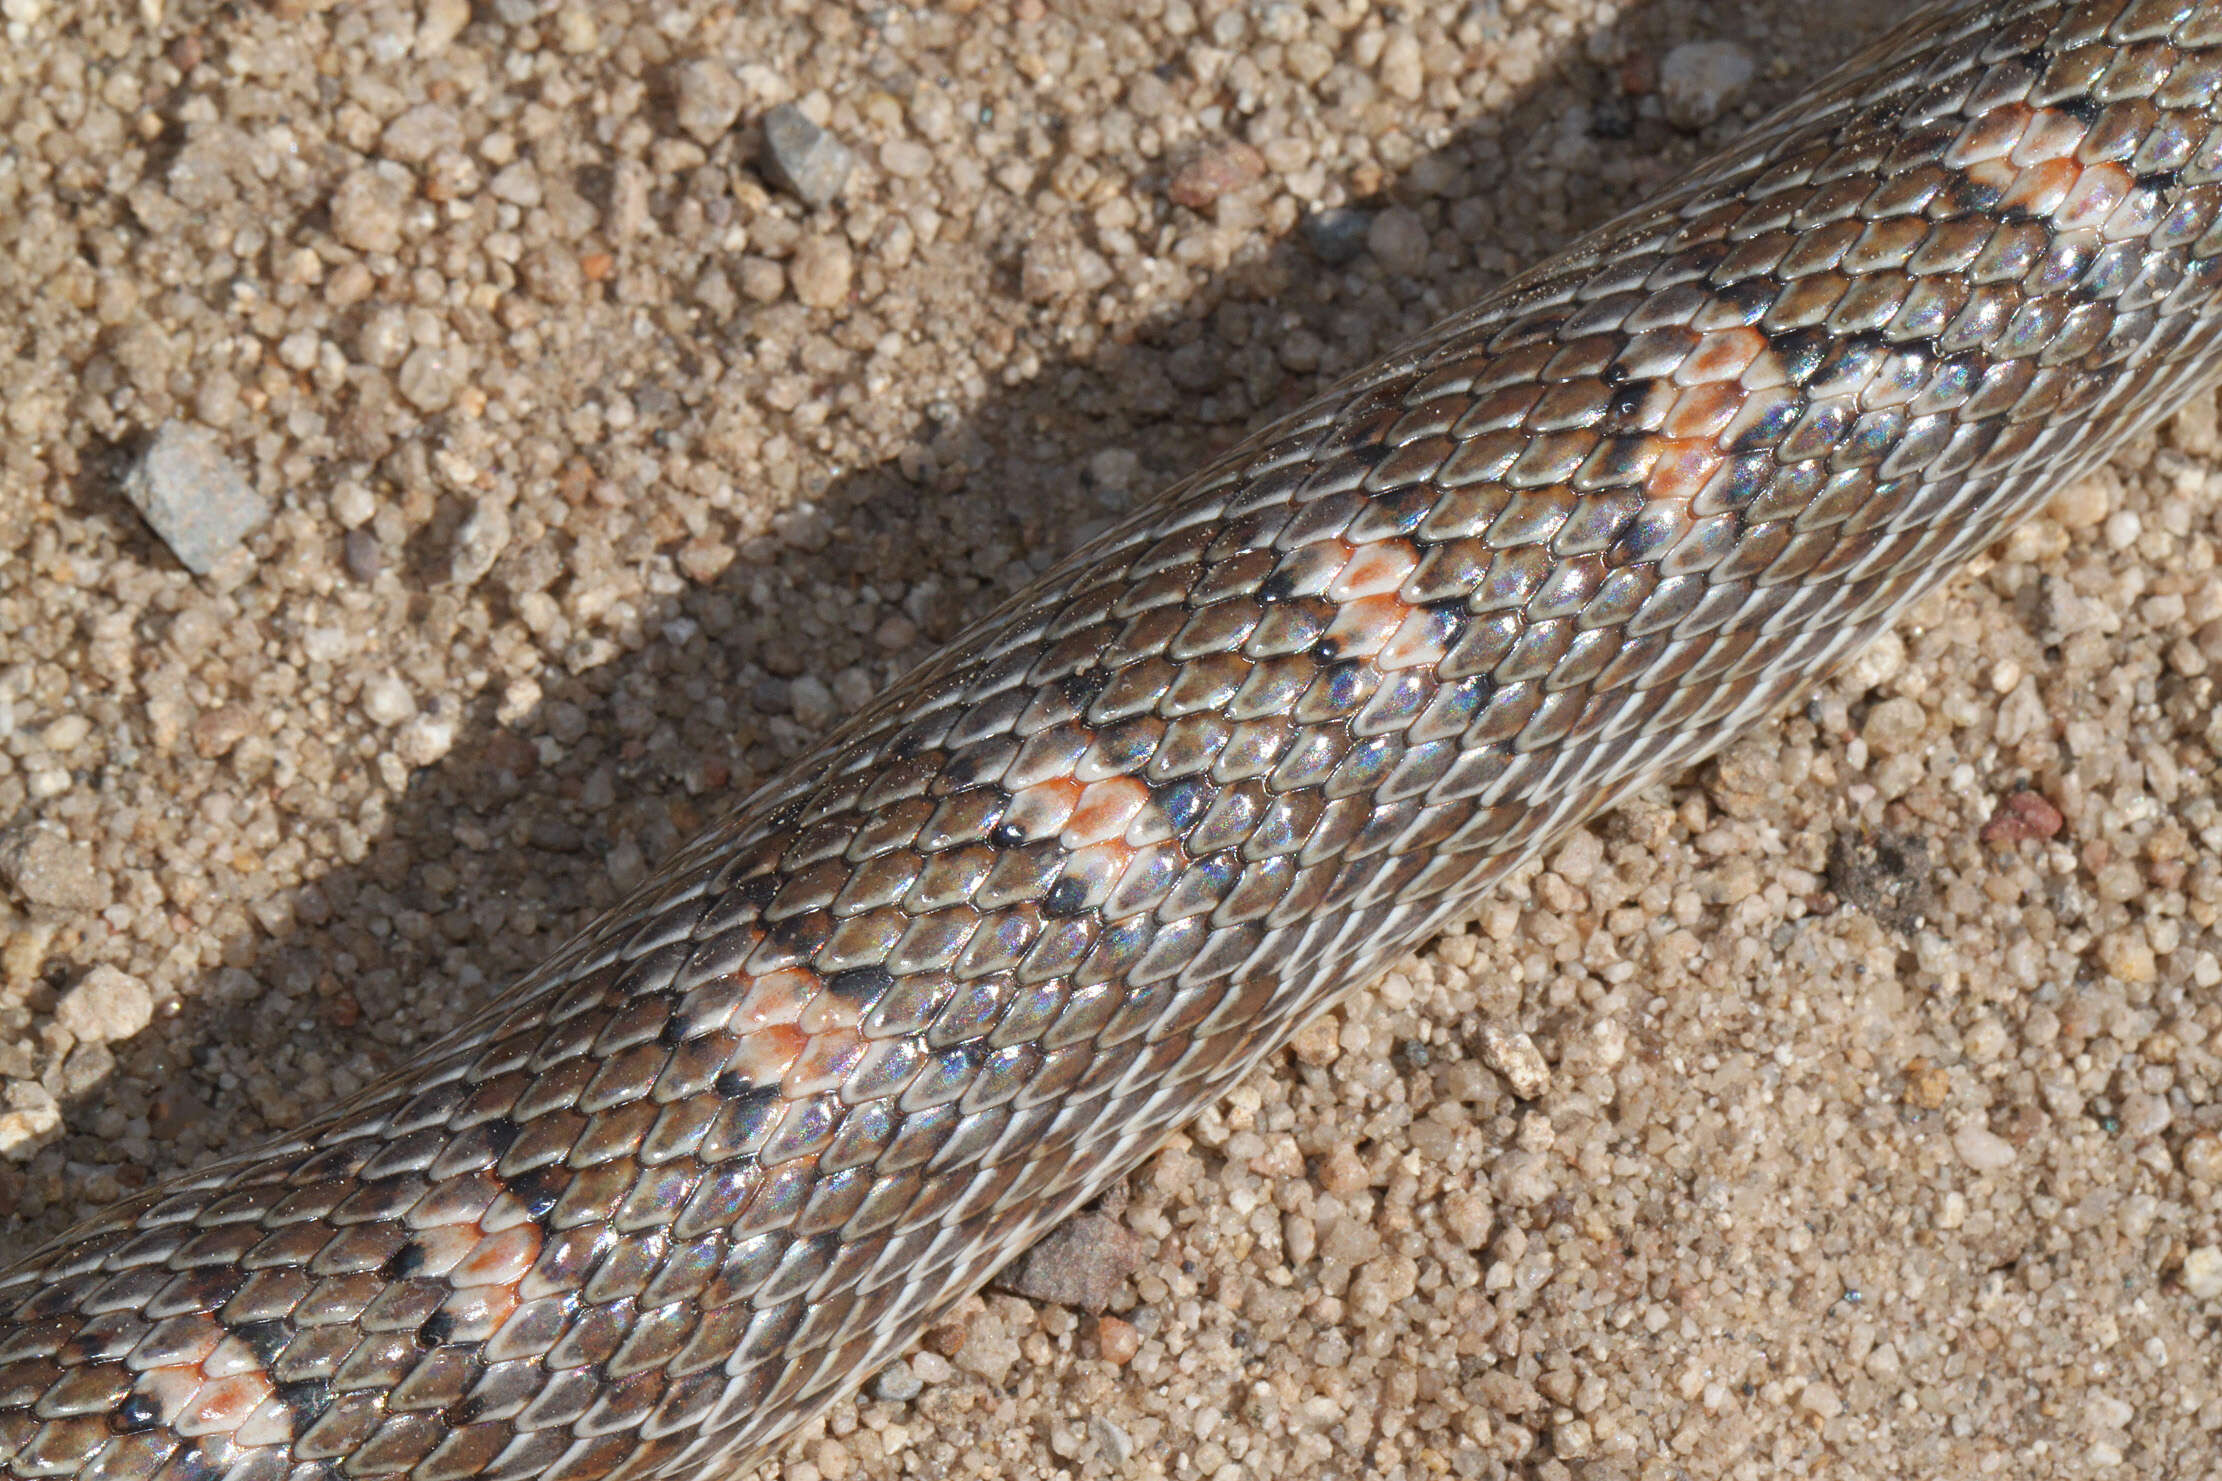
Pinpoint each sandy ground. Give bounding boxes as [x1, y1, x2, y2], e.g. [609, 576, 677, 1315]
[0, 0, 2219, 1478]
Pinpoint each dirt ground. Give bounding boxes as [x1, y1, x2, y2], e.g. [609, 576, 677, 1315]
[0, 1, 2218, 1478]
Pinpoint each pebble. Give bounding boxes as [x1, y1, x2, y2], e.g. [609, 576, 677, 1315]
[329, 166, 408, 254]
[1088, 1416, 1135, 1470]
[2184, 1247, 2222, 1301]
[1166, 141, 1265, 209]
[0, 822, 109, 914]
[1953, 1122, 2018, 1172]
[1301, 207, 1372, 264]
[760, 103, 853, 206]
[361, 673, 418, 727]
[1478, 1026, 1551, 1099]
[1366, 207, 1431, 275]
[789, 236, 854, 309]
[991, 1213, 1149, 1314]
[343, 528, 383, 583]
[1658, 39, 1756, 129]
[54, 966, 154, 1045]
[671, 59, 745, 146]
[121, 422, 272, 575]
[871, 1361, 924, 1403]
[450, 501, 512, 588]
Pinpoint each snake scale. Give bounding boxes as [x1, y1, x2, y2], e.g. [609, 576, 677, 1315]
[6, 0, 2222, 1477]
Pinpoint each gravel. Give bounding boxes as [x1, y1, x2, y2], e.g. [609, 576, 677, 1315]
[0, 1, 2218, 1479]
[118, 421, 271, 575]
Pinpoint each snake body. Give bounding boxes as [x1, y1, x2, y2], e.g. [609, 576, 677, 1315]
[6, 1, 2222, 1477]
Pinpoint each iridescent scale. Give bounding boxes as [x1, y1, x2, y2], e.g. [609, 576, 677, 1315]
[7, 3, 2222, 1480]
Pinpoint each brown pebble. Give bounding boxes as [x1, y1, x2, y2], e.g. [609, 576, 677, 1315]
[1980, 788, 2066, 846]
[991, 1212, 1149, 1314]
[1901, 1057, 1950, 1111]
[922, 1321, 968, 1357]
[1167, 142, 1266, 209]
[1090, 1315, 1140, 1366]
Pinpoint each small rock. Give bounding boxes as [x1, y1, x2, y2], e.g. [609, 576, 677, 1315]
[1658, 39, 1755, 129]
[330, 165, 410, 254]
[381, 103, 462, 165]
[1167, 141, 1265, 208]
[871, 1361, 924, 1403]
[1366, 207, 1432, 275]
[1090, 1314, 1140, 1366]
[1953, 1121, 2017, 1172]
[1980, 788, 2065, 847]
[1089, 1416, 1135, 1470]
[361, 672, 417, 727]
[789, 236, 854, 309]
[0, 822, 109, 913]
[1301, 207, 1372, 264]
[397, 342, 467, 412]
[191, 704, 256, 759]
[450, 500, 512, 587]
[122, 422, 272, 575]
[1479, 1026, 1552, 1099]
[343, 528, 383, 582]
[760, 103, 854, 206]
[991, 1212, 1150, 1313]
[54, 966, 154, 1045]
[671, 60, 745, 146]
[2183, 1246, 2222, 1300]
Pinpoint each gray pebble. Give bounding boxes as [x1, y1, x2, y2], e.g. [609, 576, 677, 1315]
[871, 1361, 924, 1403]
[1300, 207, 1372, 264]
[121, 421, 271, 575]
[759, 103, 854, 206]
[1659, 39, 1756, 129]
[1089, 1416, 1136, 1470]
[343, 528, 383, 583]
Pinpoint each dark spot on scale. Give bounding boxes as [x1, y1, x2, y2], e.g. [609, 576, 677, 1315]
[1257, 569, 1298, 603]
[381, 1243, 426, 1281]
[658, 1013, 689, 1047]
[506, 1165, 568, 1223]
[1059, 665, 1113, 711]
[1310, 639, 1340, 663]
[2137, 168, 2181, 195]
[827, 965, 893, 1003]
[1714, 279, 1774, 323]
[443, 1397, 488, 1428]
[278, 1378, 334, 1426]
[1608, 379, 1650, 422]
[416, 1313, 455, 1351]
[1774, 327, 1833, 386]
[990, 822, 1028, 849]
[726, 875, 779, 913]
[1042, 878, 1088, 917]
[714, 1075, 783, 1110]
[1949, 174, 2004, 215]
[112, 1394, 161, 1435]
[771, 911, 829, 952]
[2055, 93, 2101, 126]
[165, 1446, 217, 1481]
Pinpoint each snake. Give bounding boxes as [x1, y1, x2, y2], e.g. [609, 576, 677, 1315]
[4, 0, 2219, 1477]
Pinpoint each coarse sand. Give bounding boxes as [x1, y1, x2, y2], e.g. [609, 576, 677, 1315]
[0, 2, 2217, 1478]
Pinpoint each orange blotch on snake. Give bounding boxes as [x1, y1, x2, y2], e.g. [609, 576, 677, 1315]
[1674, 327, 1766, 387]
[1644, 440, 1723, 504]
[172, 1372, 278, 1438]
[782, 1027, 867, 1097]
[1377, 607, 1455, 670]
[1322, 593, 1411, 660]
[1004, 777, 1083, 839]
[1063, 778, 1150, 849]
[1662, 382, 1743, 440]
[725, 1022, 810, 1087]
[733, 970, 817, 1031]
[1325, 541, 1418, 600]
[451, 1224, 542, 1289]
